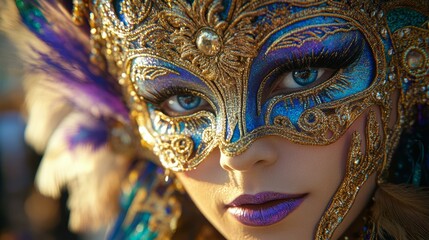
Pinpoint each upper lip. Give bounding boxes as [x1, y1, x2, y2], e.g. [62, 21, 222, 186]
[227, 192, 307, 207]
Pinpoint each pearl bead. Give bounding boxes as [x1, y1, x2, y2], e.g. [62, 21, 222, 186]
[406, 49, 425, 70]
[195, 28, 221, 56]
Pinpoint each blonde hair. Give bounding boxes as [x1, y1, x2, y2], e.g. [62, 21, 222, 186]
[372, 183, 429, 240]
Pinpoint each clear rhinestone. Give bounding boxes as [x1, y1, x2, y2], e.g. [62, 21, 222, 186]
[380, 28, 388, 38]
[376, 92, 383, 100]
[354, 157, 360, 165]
[404, 28, 411, 34]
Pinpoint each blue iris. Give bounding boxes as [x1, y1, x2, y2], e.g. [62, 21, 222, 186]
[177, 95, 202, 110]
[292, 69, 319, 86]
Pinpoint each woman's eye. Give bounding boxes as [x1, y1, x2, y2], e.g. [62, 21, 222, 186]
[277, 68, 335, 89]
[161, 94, 210, 116]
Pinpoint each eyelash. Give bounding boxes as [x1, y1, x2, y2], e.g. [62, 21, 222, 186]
[259, 42, 362, 112]
[143, 86, 190, 105]
[143, 86, 213, 116]
[285, 36, 363, 70]
[277, 73, 351, 109]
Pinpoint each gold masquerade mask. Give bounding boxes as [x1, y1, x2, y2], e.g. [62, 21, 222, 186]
[82, 0, 428, 238]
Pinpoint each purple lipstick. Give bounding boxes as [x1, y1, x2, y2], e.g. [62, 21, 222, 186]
[226, 192, 306, 226]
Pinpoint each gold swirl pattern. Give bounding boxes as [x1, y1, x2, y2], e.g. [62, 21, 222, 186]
[266, 23, 357, 54]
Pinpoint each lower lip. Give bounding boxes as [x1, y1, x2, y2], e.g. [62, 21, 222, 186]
[227, 197, 305, 226]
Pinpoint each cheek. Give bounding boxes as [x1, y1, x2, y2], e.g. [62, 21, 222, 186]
[178, 148, 227, 184]
[175, 149, 229, 228]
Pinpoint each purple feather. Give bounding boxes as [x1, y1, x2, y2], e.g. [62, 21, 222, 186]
[18, 0, 130, 149]
[68, 118, 110, 151]
[19, 0, 128, 118]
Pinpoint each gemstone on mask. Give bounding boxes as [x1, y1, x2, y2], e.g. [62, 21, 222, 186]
[405, 49, 425, 70]
[195, 28, 221, 56]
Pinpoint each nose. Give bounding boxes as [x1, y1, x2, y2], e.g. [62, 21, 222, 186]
[219, 137, 279, 172]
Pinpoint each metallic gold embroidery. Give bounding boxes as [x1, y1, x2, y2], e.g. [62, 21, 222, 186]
[202, 128, 215, 143]
[122, 163, 181, 239]
[297, 108, 328, 135]
[119, 0, 151, 25]
[157, 0, 261, 82]
[399, 31, 429, 78]
[154, 134, 194, 170]
[131, 65, 178, 82]
[273, 116, 294, 129]
[391, 24, 429, 129]
[316, 110, 382, 239]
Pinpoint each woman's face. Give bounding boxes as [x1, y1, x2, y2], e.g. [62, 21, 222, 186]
[110, 1, 397, 238]
[175, 114, 377, 239]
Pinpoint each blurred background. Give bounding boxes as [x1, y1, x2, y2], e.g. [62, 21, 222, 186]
[0, 3, 101, 239]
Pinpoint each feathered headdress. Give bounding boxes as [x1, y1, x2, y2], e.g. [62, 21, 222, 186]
[1, 0, 133, 231]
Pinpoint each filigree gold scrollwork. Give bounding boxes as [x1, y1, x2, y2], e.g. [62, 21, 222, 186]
[96, 0, 153, 34]
[297, 108, 328, 134]
[367, 110, 382, 159]
[130, 65, 178, 83]
[120, 0, 151, 25]
[263, 93, 375, 146]
[122, 162, 181, 239]
[323, 97, 372, 141]
[316, 110, 382, 239]
[273, 116, 295, 129]
[334, 104, 352, 127]
[266, 23, 357, 54]
[157, 0, 262, 82]
[154, 134, 194, 170]
[202, 128, 215, 143]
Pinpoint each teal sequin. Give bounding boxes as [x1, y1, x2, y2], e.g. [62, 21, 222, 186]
[387, 8, 428, 33]
[15, 0, 46, 34]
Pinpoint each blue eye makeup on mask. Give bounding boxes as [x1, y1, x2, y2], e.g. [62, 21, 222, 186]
[130, 16, 377, 149]
[245, 20, 376, 131]
[256, 33, 364, 110]
[129, 57, 218, 117]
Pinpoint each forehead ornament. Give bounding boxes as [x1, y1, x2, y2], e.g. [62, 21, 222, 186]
[195, 28, 222, 56]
